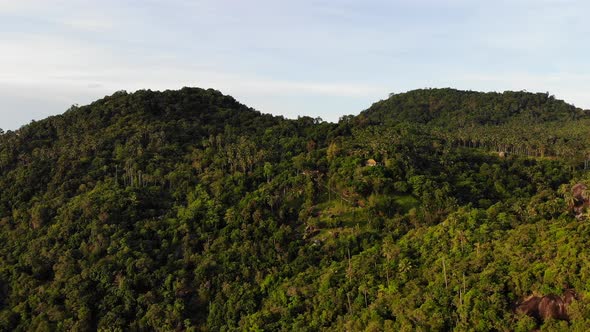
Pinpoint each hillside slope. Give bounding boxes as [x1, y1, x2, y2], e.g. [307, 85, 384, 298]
[1, 88, 590, 331]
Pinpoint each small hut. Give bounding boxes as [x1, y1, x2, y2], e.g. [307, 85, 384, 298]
[366, 159, 378, 167]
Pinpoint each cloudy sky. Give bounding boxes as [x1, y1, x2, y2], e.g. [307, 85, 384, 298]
[1, 0, 589, 129]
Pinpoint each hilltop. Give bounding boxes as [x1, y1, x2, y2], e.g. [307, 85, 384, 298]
[362, 88, 588, 126]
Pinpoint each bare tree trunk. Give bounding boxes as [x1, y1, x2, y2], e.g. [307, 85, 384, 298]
[442, 257, 448, 290]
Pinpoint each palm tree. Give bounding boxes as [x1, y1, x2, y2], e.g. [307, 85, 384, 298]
[558, 184, 575, 209]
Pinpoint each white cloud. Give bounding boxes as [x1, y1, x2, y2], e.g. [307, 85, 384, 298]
[0, 33, 383, 97]
[59, 17, 115, 31]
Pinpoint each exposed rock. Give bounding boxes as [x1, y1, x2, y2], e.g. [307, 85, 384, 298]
[572, 183, 589, 219]
[515, 289, 577, 324]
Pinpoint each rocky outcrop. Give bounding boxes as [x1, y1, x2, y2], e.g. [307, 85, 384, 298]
[572, 183, 589, 219]
[515, 289, 577, 324]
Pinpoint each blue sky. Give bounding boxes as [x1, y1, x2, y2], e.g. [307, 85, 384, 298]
[1, 0, 589, 130]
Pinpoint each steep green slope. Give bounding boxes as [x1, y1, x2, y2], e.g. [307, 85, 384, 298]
[1, 87, 590, 331]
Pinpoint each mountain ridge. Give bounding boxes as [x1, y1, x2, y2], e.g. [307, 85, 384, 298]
[3, 87, 588, 135]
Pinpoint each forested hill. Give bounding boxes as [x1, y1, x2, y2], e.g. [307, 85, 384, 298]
[0, 88, 305, 211]
[362, 88, 589, 127]
[2, 87, 590, 331]
[361, 88, 590, 164]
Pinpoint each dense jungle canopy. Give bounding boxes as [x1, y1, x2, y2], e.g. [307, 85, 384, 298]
[1, 87, 590, 331]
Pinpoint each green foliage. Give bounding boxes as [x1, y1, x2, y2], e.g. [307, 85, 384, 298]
[0, 87, 589, 330]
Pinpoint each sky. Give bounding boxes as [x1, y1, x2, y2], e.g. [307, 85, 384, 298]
[1, 0, 590, 130]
